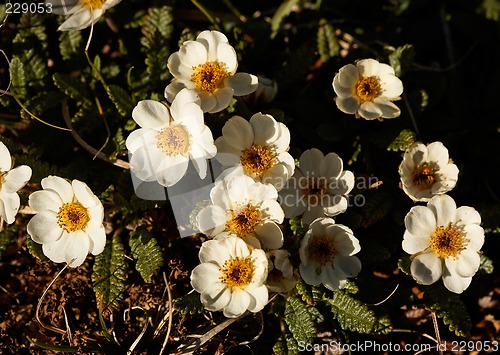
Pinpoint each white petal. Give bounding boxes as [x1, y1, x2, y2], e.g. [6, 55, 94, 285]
[302, 204, 325, 226]
[199, 239, 231, 265]
[27, 211, 63, 244]
[42, 233, 70, 263]
[197, 205, 227, 236]
[64, 230, 90, 267]
[247, 182, 278, 205]
[262, 164, 289, 191]
[215, 137, 242, 167]
[178, 41, 208, 68]
[411, 253, 443, 285]
[132, 100, 170, 130]
[247, 285, 268, 313]
[427, 195, 456, 226]
[0, 191, 19, 224]
[217, 42, 238, 73]
[331, 227, 360, 255]
[373, 98, 401, 119]
[299, 261, 321, 286]
[323, 196, 348, 217]
[404, 205, 437, 238]
[0, 142, 12, 172]
[209, 87, 234, 113]
[191, 263, 223, 292]
[254, 221, 284, 249]
[335, 64, 359, 89]
[249, 113, 279, 145]
[358, 101, 383, 120]
[72, 180, 100, 208]
[227, 73, 258, 96]
[454, 206, 481, 226]
[321, 264, 345, 291]
[445, 250, 480, 278]
[86, 225, 106, 255]
[356, 59, 380, 77]
[299, 148, 324, 177]
[58, 8, 104, 31]
[170, 88, 202, 121]
[156, 155, 189, 187]
[274, 123, 291, 153]
[41, 176, 74, 203]
[2, 165, 31, 193]
[334, 255, 361, 277]
[464, 224, 485, 251]
[335, 97, 360, 115]
[201, 282, 231, 311]
[426, 142, 449, 166]
[28, 190, 62, 213]
[198, 91, 217, 113]
[222, 116, 254, 151]
[402, 230, 430, 254]
[279, 187, 307, 218]
[129, 144, 165, 182]
[196, 30, 228, 61]
[167, 52, 193, 80]
[223, 289, 251, 318]
[125, 129, 157, 155]
[87, 204, 104, 228]
[45, 0, 80, 15]
[442, 268, 471, 294]
[165, 80, 187, 103]
[380, 75, 403, 98]
[320, 152, 342, 180]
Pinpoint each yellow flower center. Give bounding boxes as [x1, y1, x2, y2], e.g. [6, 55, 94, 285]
[240, 144, 274, 177]
[156, 125, 190, 156]
[355, 76, 381, 102]
[57, 202, 89, 233]
[429, 223, 466, 258]
[191, 61, 230, 93]
[219, 256, 255, 288]
[308, 236, 337, 266]
[412, 162, 437, 191]
[226, 204, 261, 236]
[82, 0, 106, 9]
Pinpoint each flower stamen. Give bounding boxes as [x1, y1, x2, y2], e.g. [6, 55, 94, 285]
[226, 204, 261, 236]
[219, 256, 255, 288]
[308, 236, 337, 266]
[82, 0, 106, 9]
[156, 125, 190, 156]
[191, 61, 229, 93]
[355, 76, 381, 102]
[240, 144, 274, 177]
[412, 162, 437, 191]
[57, 202, 89, 233]
[429, 223, 466, 258]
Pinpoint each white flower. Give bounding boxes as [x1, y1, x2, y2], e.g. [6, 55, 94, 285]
[47, 0, 122, 31]
[299, 218, 361, 291]
[402, 195, 484, 294]
[197, 174, 284, 249]
[399, 141, 459, 202]
[126, 88, 217, 187]
[27, 176, 106, 267]
[190, 236, 268, 318]
[279, 148, 354, 225]
[0, 142, 32, 224]
[333, 58, 403, 120]
[243, 76, 278, 105]
[215, 114, 294, 191]
[165, 30, 258, 113]
[266, 249, 297, 293]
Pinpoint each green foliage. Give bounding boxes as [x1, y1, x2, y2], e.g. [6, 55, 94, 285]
[317, 19, 339, 63]
[284, 296, 318, 344]
[478, 254, 494, 275]
[271, 0, 300, 39]
[59, 30, 83, 61]
[479, 0, 500, 21]
[53, 73, 90, 103]
[129, 227, 163, 283]
[296, 279, 324, 305]
[10, 56, 27, 98]
[397, 254, 412, 275]
[0, 225, 18, 259]
[23, 91, 66, 117]
[322, 291, 381, 334]
[289, 217, 305, 237]
[107, 84, 134, 117]
[273, 331, 300, 354]
[387, 129, 417, 151]
[25, 234, 49, 262]
[174, 292, 204, 315]
[387, 44, 415, 77]
[92, 234, 127, 312]
[22, 49, 48, 87]
[425, 283, 472, 337]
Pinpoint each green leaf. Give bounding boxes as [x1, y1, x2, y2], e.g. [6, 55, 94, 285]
[10, 57, 27, 98]
[92, 233, 127, 312]
[271, 0, 300, 39]
[478, 254, 494, 274]
[317, 19, 339, 62]
[129, 227, 164, 283]
[387, 129, 417, 152]
[53, 73, 90, 103]
[397, 254, 412, 275]
[26, 234, 49, 262]
[479, 0, 500, 21]
[23, 49, 48, 86]
[296, 278, 324, 305]
[59, 30, 83, 61]
[289, 217, 305, 237]
[425, 283, 471, 337]
[322, 291, 378, 334]
[273, 331, 300, 355]
[173, 292, 204, 315]
[387, 44, 415, 77]
[23, 91, 66, 117]
[107, 84, 134, 117]
[284, 296, 317, 344]
[0, 225, 18, 259]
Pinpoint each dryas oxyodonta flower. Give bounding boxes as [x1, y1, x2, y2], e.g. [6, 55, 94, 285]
[299, 217, 361, 291]
[0, 141, 32, 224]
[27, 176, 106, 267]
[46, 0, 122, 31]
[333, 59, 403, 121]
[190, 236, 268, 318]
[402, 194, 484, 294]
[399, 141, 459, 202]
[215, 113, 294, 191]
[126, 88, 217, 187]
[165, 30, 258, 113]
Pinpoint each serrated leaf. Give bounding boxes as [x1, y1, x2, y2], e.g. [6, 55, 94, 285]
[92, 234, 127, 312]
[296, 278, 324, 305]
[23, 49, 48, 86]
[425, 283, 471, 337]
[271, 0, 300, 39]
[284, 296, 317, 344]
[53, 73, 90, 103]
[387, 44, 415, 77]
[23, 91, 65, 117]
[478, 254, 494, 274]
[387, 129, 417, 152]
[273, 331, 300, 355]
[397, 254, 412, 275]
[0, 225, 18, 259]
[322, 291, 378, 333]
[129, 227, 163, 283]
[317, 19, 339, 62]
[59, 30, 83, 61]
[26, 234, 49, 262]
[173, 292, 204, 315]
[10, 57, 27, 98]
[107, 85, 134, 117]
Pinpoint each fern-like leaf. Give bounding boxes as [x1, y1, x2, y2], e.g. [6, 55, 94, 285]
[322, 291, 378, 334]
[273, 331, 300, 355]
[296, 279, 324, 305]
[478, 254, 494, 274]
[387, 129, 417, 152]
[53, 73, 90, 103]
[317, 19, 339, 62]
[271, 0, 300, 39]
[107, 84, 134, 117]
[129, 227, 164, 283]
[0, 225, 18, 259]
[425, 283, 471, 337]
[397, 254, 412, 275]
[173, 292, 204, 315]
[10, 56, 27, 98]
[26, 234, 49, 262]
[92, 234, 127, 312]
[284, 296, 318, 344]
[387, 44, 415, 77]
[59, 30, 83, 61]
